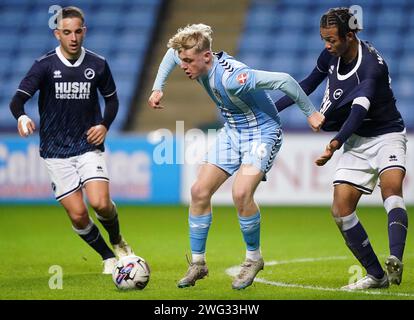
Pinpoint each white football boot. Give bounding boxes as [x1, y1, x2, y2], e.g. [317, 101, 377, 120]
[113, 236, 135, 259]
[341, 273, 389, 290]
[102, 257, 118, 274]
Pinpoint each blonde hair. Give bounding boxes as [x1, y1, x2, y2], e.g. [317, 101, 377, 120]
[167, 23, 213, 53]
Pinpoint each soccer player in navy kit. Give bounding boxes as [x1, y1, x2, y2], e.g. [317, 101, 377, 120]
[276, 8, 408, 290]
[9, 7, 134, 274]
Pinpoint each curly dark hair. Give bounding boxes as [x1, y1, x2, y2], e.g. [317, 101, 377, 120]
[320, 7, 361, 39]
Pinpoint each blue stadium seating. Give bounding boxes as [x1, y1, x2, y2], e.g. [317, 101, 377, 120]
[238, 0, 414, 130]
[0, 0, 163, 132]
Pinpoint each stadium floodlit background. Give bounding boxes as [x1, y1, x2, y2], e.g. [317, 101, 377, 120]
[1, 0, 414, 300]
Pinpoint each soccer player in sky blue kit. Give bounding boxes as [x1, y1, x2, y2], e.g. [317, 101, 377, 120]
[9, 7, 134, 274]
[148, 24, 325, 289]
[276, 8, 408, 290]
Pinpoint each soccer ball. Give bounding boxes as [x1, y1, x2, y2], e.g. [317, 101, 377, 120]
[112, 255, 150, 290]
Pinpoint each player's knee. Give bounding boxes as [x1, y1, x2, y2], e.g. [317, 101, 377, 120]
[90, 197, 112, 214]
[70, 212, 90, 229]
[331, 213, 343, 229]
[381, 187, 402, 200]
[191, 183, 213, 204]
[331, 204, 340, 218]
[331, 200, 356, 218]
[232, 188, 252, 210]
[330, 205, 344, 228]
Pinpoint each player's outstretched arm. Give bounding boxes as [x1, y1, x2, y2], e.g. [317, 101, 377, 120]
[275, 68, 327, 113]
[149, 48, 181, 110]
[243, 70, 325, 131]
[275, 49, 330, 112]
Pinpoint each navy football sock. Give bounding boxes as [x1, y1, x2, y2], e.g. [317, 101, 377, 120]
[387, 207, 408, 260]
[96, 201, 121, 245]
[74, 221, 115, 260]
[337, 213, 384, 279]
[97, 214, 121, 245]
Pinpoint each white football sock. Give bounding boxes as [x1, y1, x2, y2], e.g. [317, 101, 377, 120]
[192, 253, 205, 264]
[246, 249, 262, 261]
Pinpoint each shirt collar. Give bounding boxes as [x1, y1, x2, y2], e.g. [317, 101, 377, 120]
[55, 46, 86, 67]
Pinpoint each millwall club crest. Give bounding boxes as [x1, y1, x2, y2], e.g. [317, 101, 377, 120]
[84, 68, 95, 79]
[333, 88, 343, 100]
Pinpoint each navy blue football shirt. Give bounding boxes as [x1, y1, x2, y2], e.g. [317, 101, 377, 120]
[276, 40, 405, 137]
[317, 40, 405, 136]
[17, 46, 117, 158]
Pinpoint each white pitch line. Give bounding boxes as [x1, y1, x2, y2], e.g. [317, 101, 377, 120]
[265, 256, 349, 266]
[225, 256, 414, 298]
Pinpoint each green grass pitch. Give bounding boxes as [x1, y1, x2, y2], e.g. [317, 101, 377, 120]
[1, 205, 413, 300]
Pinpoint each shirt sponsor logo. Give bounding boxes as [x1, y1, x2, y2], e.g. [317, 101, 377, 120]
[55, 82, 91, 99]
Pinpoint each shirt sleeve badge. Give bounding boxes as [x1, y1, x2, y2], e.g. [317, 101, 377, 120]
[236, 73, 248, 85]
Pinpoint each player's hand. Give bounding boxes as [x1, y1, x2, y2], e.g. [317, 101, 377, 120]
[17, 115, 35, 137]
[307, 111, 325, 132]
[148, 90, 164, 109]
[87, 124, 107, 145]
[315, 140, 340, 166]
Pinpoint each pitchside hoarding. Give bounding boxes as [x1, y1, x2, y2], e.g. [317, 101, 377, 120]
[181, 133, 414, 205]
[0, 133, 413, 205]
[0, 135, 180, 204]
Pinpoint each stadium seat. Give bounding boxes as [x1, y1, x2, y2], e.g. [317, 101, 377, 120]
[237, 53, 267, 70]
[402, 29, 414, 51]
[279, 9, 307, 30]
[244, 8, 278, 31]
[377, 0, 411, 6]
[398, 56, 414, 76]
[270, 32, 302, 53]
[374, 9, 406, 30]
[238, 32, 274, 55]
